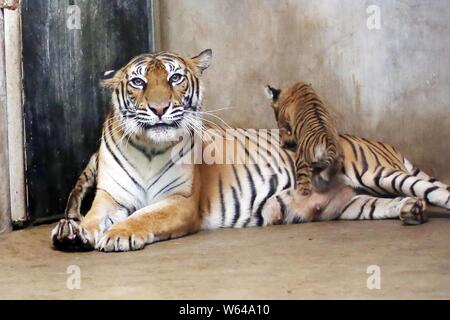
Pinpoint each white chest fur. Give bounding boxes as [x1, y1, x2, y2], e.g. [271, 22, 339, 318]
[97, 137, 194, 212]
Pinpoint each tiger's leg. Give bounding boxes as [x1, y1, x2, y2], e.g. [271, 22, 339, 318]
[262, 188, 427, 225]
[65, 151, 98, 221]
[51, 189, 128, 251]
[403, 158, 450, 190]
[295, 151, 313, 195]
[262, 184, 355, 224]
[95, 194, 201, 252]
[375, 168, 450, 210]
[338, 194, 427, 225]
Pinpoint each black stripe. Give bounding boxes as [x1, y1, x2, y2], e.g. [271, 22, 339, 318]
[147, 139, 194, 190]
[153, 176, 183, 198]
[423, 186, 439, 204]
[128, 140, 160, 161]
[398, 175, 410, 193]
[234, 131, 260, 177]
[194, 75, 200, 103]
[245, 130, 279, 174]
[161, 179, 189, 197]
[339, 197, 359, 216]
[275, 196, 287, 220]
[366, 144, 382, 167]
[283, 149, 296, 184]
[340, 135, 358, 161]
[105, 171, 136, 203]
[359, 146, 369, 176]
[230, 186, 241, 227]
[108, 217, 114, 226]
[147, 159, 176, 190]
[96, 188, 131, 214]
[107, 119, 136, 170]
[120, 82, 129, 110]
[231, 165, 243, 195]
[361, 138, 401, 169]
[103, 133, 144, 192]
[373, 166, 390, 195]
[391, 173, 402, 194]
[243, 164, 257, 227]
[410, 180, 421, 196]
[356, 199, 370, 219]
[219, 177, 226, 227]
[82, 170, 90, 180]
[352, 163, 383, 196]
[369, 199, 378, 219]
[384, 170, 398, 179]
[282, 168, 292, 190]
[255, 175, 279, 227]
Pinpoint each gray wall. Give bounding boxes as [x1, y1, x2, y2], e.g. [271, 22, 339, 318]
[159, 0, 450, 181]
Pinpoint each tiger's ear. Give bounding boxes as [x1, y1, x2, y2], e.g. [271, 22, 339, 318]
[264, 85, 281, 102]
[98, 69, 124, 88]
[190, 49, 212, 74]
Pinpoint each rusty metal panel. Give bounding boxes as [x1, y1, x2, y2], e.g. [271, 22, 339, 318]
[21, 0, 155, 220]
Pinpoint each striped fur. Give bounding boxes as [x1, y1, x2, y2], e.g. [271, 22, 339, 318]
[263, 133, 449, 225]
[263, 84, 449, 224]
[265, 83, 343, 195]
[52, 50, 212, 251]
[338, 134, 450, 210]
[52, 51, 449, 252]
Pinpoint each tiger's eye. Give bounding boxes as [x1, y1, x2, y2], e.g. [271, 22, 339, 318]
[169, 73, 183, 83]
[130, 78, 145, 87]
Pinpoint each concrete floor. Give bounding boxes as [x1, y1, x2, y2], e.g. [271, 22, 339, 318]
[0, 217, 449, 299]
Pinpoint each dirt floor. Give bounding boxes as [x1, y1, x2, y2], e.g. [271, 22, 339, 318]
[0, 215, 449, 299]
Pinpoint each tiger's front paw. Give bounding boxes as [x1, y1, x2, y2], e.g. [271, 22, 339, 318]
[400, 198, 428, 225]
[95, 225, 154, 252]
[51, 219, 94, 251]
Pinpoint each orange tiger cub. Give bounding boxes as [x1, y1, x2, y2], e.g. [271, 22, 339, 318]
[265, 82, 343, 195]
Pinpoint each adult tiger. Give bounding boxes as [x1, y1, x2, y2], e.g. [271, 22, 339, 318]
[52, 50, 450, 252]
[263, 85, 450, 223]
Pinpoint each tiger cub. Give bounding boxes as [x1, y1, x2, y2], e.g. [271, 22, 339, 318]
[265, 82, 343, 195]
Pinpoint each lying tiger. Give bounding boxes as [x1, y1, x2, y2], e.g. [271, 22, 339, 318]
[52, 49, 450, 252]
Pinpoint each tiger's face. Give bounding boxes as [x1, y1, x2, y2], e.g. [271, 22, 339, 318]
[103, 49, 212, 144]
[264, 84, 301, 150]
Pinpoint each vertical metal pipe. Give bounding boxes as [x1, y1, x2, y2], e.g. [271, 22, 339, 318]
[0, 9, 13, 233]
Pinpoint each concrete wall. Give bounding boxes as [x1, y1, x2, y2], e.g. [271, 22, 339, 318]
[159, 0, 450, 181]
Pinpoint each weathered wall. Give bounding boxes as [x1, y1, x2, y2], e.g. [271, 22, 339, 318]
[159, 0, 450, 181]
[0, 10, 12, 233]
[21, 0, 156, 220]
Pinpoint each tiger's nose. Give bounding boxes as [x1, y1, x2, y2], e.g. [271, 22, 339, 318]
[149, 104, 170, 117]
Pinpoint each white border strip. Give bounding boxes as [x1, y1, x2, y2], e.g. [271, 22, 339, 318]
[4, 7, 26, 222]
[0, 9, 12, 233]
[149, 0, 161, 52]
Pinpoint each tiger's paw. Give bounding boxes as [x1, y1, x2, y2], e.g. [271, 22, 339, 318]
[51, 219, 94, 251]
[400, 198, 428, 225]
[95, 225, 153, 252]
[299, 187, 312, 196]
